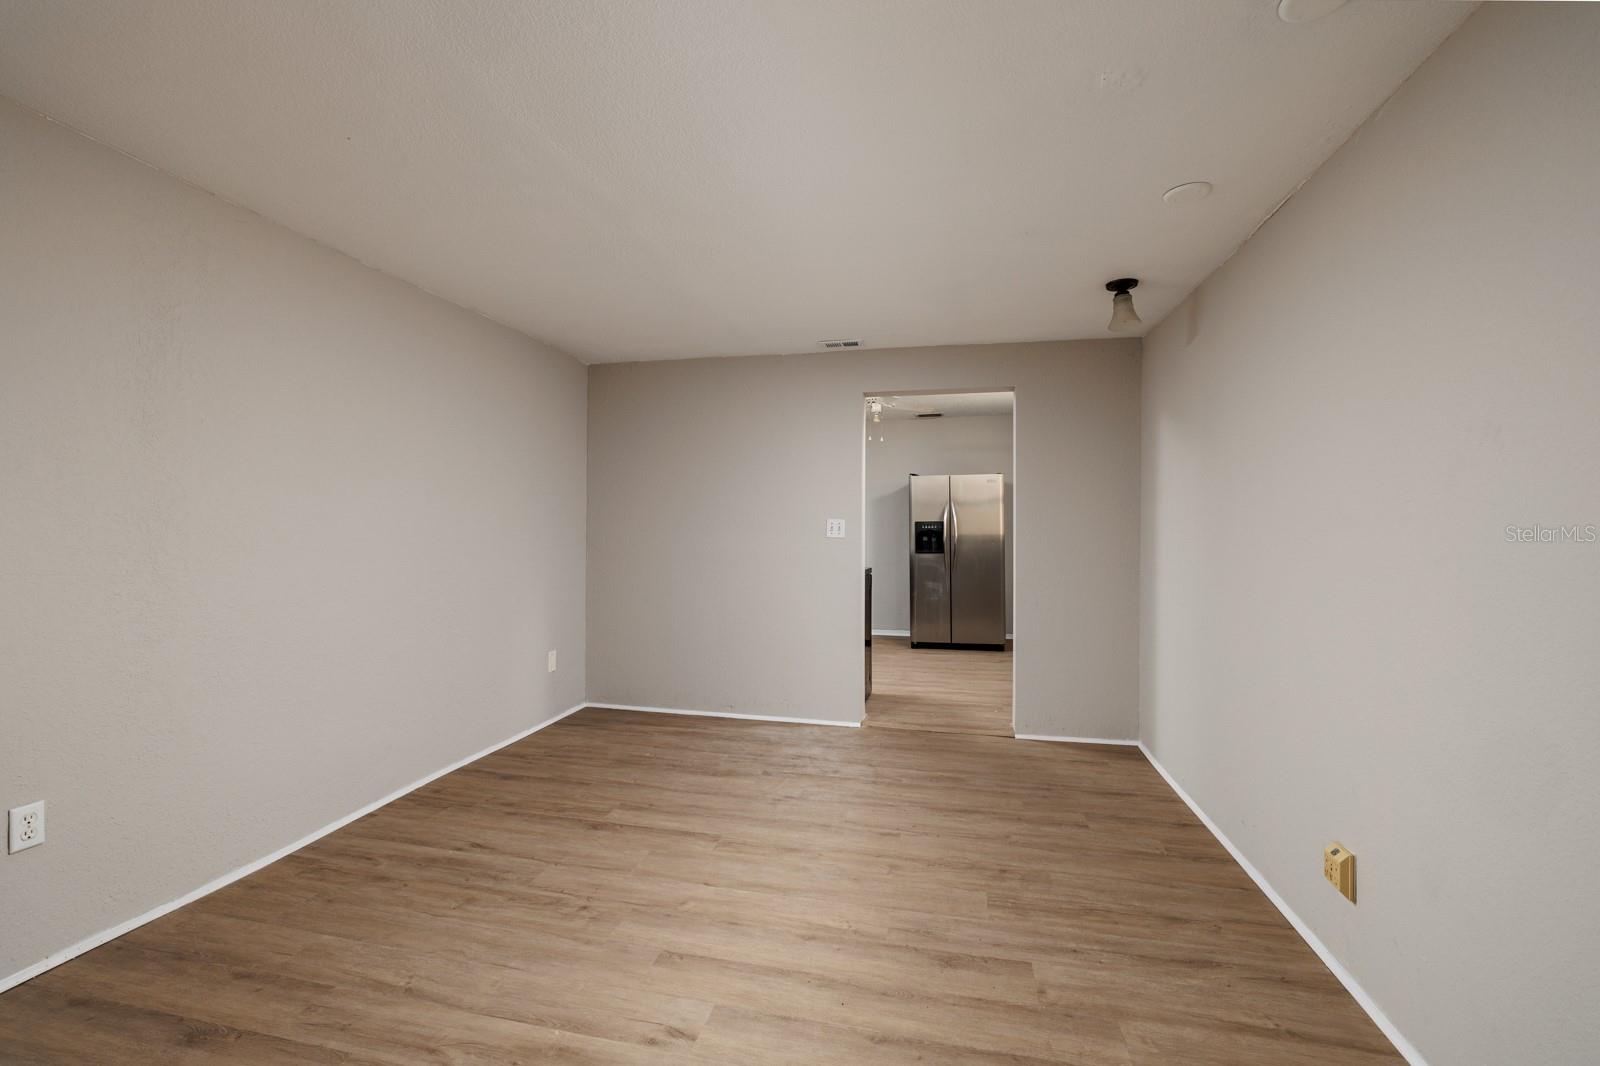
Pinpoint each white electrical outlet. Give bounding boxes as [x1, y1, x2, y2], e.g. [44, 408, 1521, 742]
[8, 801, 45, 854]
[826, 518, 846, 538]
[547, 649, 558, 673]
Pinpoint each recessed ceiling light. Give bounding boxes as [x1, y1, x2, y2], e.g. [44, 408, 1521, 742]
[1162, 181, 1213, 205]
[1278, 0, 1347, 24]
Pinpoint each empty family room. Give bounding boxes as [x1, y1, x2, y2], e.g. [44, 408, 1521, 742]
[3, 2, 1598, 1064]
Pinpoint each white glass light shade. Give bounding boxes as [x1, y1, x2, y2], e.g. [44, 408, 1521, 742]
[1107, 290, 1142, 332]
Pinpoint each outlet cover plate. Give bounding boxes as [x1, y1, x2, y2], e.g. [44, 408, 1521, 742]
[1323, 841, 1355, 903]
[9, 801, 45, 853]
[826, 518, 846, 538]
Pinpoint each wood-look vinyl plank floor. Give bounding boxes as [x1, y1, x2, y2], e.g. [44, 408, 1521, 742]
[866, 635, 1013, 736]
[0, 709, 1401, 1064]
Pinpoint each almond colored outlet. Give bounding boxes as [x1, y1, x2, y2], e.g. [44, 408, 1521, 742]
[1323, 842, 1356, 903]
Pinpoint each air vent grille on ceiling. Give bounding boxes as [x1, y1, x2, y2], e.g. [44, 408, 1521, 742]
[821, 339, 862, 349]
[916, 412, 943, 418]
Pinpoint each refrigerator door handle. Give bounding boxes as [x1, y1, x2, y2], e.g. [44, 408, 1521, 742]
[946, 497, 957, 582]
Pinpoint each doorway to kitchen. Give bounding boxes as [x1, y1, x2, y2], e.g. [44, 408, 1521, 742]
[862, 389, 1014, 736]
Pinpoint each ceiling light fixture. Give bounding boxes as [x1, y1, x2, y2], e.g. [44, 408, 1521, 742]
[1162, 181, 1213, 205]
[865, 398, 886, 443]
[1105, 278, 1142, 333]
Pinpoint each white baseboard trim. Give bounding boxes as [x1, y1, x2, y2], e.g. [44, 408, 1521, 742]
[0, 700, 589, 997]
[586, 702, 861, 728]
[870, 629, 1016, 640]
[1137, 743, 1426, 1066]
[1015, 733, 1139, 745]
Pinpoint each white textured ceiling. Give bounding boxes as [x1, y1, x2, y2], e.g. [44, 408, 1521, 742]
[0, 1, 1471, 362]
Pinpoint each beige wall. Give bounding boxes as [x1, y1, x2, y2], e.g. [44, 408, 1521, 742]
[865, 413, 1014, 634]
[588, 340, 1139, 737]
[0, 99, 588, 984]
[1140, 7, 1600, 1064]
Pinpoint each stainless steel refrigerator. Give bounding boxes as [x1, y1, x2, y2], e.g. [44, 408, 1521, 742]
[909, 473, 1006, 649]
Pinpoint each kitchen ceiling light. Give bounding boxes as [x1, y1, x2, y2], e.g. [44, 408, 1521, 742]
[865, 398, 885, 443]
[1105, 278, 1142, 333]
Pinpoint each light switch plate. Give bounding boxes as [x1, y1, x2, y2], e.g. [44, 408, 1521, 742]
[826, 518, 846, 538]
[547, 649, 558, 673]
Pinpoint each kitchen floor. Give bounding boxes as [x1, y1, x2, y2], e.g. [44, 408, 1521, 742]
[866, 635, 1013, 737]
